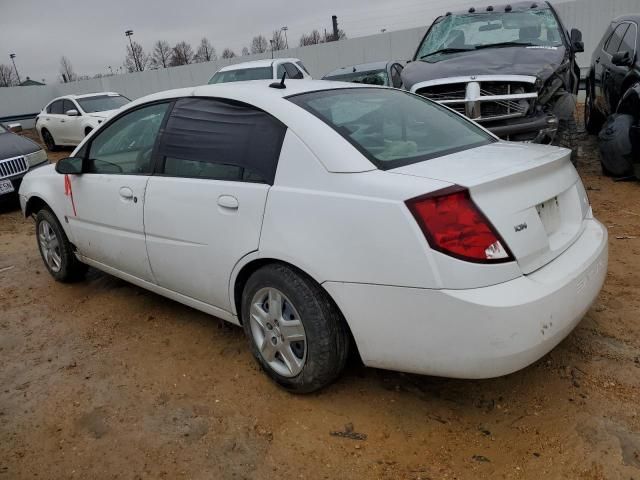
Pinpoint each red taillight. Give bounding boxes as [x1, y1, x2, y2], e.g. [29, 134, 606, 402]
[406, 186, 513, 264]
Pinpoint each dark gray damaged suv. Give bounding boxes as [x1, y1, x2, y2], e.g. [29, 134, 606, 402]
[402, 1, 583, 159]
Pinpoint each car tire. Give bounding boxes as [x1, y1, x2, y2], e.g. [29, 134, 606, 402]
[41, 129, 58, 152]
[35, 208, 87, 282]
[241, 263, 349, 393]
[554, 117, 579, 166]
[584, 81, 605, 135]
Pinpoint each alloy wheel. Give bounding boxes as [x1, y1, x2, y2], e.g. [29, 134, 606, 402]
[38, 220, 62, 272]
[249, 287, 307, 377]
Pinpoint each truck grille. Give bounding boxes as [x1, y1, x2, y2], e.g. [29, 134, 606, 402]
[415, 77, 538, 123]
[0, 156, 28, 179]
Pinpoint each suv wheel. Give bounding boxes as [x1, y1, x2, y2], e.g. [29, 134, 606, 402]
[241, 264, 349, 393]
[35, 208, 87, 282]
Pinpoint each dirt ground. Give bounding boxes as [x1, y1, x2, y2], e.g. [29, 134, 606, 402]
[1, 127, 639, 480]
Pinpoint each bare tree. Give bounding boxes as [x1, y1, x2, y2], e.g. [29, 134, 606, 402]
[170, 41, 194, 66]
[271, 30, 286, 51]
[125, 41, 149, 72]
[221, 48, 236, 59]
[151, 40, 172, 68]
[324, 29, 347, 43]
[250, 35, 268, 54]
[194, 37, 217, 63]
[59, 56, 77, 82]
[299, 29, 323, 46]
[0, 64, 18, 87]
[242, 47, 250, 56]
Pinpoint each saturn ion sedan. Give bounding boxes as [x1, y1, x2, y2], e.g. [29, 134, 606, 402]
[18, 80, 608, 393]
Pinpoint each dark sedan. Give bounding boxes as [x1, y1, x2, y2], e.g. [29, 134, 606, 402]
[0, 123, 48, 201]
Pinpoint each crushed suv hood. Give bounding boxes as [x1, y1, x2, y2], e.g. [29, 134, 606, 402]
[402, 46, 566, 91]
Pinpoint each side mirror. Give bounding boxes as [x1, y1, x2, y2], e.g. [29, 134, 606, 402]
[570, 28, 584, 53]
[65, 109, 79, 117]
[612, 51, 633, 67]
[55, 157, 83, 175]
[7, 123, 22, 133]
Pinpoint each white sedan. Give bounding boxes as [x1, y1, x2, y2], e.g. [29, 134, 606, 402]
[36, 92, 130, 150]
[19, 80, 607, 392]
[208, 58, 312, 84]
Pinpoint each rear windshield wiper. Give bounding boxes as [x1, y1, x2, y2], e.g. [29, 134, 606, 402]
[473, 41, 538, 50]
[420, 48, 474, 59]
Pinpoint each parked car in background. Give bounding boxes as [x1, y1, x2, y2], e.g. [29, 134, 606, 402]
[584, 15, 639, 177]
[19, 80, 607, 393]
[208, 58, 312, 84]
[401, 1, 584, 160]
[36, 92, 130, 150]
[0, 123, 47, 201]
[322, 61, 405, 88]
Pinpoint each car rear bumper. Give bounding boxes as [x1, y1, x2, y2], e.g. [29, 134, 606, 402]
[324, 218, 608, 379]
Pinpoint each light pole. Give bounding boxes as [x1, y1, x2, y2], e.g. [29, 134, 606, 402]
[270, 39, 274, 59]
[125, 30, 140, 71]
[9, 54, 21, 84]
[281, 26, 289, 49]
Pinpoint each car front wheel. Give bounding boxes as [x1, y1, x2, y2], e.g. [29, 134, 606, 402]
[241, 264, 349, 393]
[35, 208, 87, 282]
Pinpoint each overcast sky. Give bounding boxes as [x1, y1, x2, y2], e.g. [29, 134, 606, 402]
[0, 0, 482, 83]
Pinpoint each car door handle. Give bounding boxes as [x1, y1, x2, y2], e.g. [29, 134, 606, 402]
[119, 187, 134, 199]
[217, 195, 239, 209]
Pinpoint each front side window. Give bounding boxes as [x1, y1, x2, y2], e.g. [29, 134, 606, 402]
[157, 97, 287, 184]
[620, 23, 638, 54]
[324, 69, 389, 86]
[63, 99, 78, 115]
[296, 61, 310, 74]
[416, 8, 563, 60]
[289, 88, 493, 170]
[390, 64, 404, 88]
[605, 24, 629, 54]
[284, 63, 304, 79]
[208, 67, 273, 84]
[77, 94, 130, 113]
[86, 102, 170, 174]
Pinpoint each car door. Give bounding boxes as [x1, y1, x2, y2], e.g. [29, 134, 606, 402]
[43, 100, 65, 142]
[64, 101, 172, 282]
[600, 23, 628, 115]
[144, 97, 286, 311]
[58, 99, 83, 144]
[610, 22, 638, 108]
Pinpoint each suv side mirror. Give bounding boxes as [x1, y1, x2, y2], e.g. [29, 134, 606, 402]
[570, 28, 584, 53]
[612, 50, 633, 67]
[55, 157, 83, 175]
[65, 109, 79, 117]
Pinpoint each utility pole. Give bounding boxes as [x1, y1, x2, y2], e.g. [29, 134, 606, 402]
[9, 54, 21, 84]
[332, 15, 339, 41]
[270, 40, 274, 59]
[281, 26, 289, 49]
[125, 30, 140, 71]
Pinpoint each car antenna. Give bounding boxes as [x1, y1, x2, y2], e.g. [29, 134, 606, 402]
[270, 71, 287, 89]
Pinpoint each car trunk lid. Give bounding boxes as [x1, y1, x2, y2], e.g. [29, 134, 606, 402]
[391, 142, 590, 274]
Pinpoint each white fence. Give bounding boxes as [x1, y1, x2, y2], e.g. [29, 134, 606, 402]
[1, 0, 638, 126]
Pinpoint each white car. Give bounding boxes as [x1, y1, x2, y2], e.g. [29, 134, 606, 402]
[36, 92, 130, 150]
[208, 58, 312, 84]
[19, 80, 607, 393]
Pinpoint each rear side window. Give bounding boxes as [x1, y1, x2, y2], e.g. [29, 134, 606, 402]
[289, 88, 494, 170]
[157, 97, 287, 184]
[48, 100, 64, 114]
[605, 24, 629, 54]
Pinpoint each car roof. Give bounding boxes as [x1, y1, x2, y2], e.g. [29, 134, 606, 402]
[446, 1, 551, 15]
[612, 14, 640, 23]
[218, 58, 302, 73]
[323, 61, 394, 78]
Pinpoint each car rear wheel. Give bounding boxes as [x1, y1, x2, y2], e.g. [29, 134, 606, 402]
[241, 264, 349, 393]
[41, 129, 58, 152]
[35, 208, 87, 282]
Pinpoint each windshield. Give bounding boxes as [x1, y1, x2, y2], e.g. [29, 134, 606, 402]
[77, 95, 130, 113]
[416, 8, 563, 59]
[289, 88, 493, 170]
[324, 69, 389, 86]
[208, 67, 273, 84]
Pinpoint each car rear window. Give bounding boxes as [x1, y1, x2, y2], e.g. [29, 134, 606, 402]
[208, 67, 273, 84]
[288, 88, 494, 170]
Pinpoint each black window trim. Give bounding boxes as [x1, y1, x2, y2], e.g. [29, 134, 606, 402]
[286, 87, 496, 171]
[151, 95, 287, 185]
[78, 99, 175, 176]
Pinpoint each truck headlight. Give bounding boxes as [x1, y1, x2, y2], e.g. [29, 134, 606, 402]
[25, 149, 48, 167]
